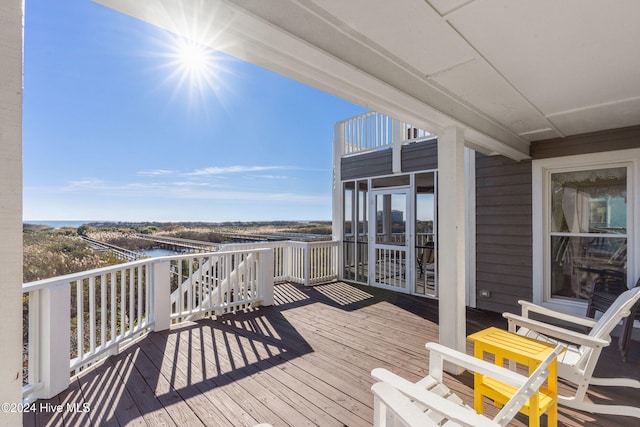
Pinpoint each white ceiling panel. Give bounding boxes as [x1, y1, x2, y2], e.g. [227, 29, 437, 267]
[311, 0, 474, 75]
[447, 0, 640, 114]
[429, 57, 559, 139]
[548, 97, 640, 136]
[427, 0, 475, 17]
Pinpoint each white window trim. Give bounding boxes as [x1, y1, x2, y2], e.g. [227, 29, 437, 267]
[533, 148, 639, 316]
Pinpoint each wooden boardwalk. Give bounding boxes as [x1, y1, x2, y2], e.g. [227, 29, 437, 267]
[25, 281, 640, 426]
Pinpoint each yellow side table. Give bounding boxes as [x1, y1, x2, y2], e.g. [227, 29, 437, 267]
[467, 327, 561, 427]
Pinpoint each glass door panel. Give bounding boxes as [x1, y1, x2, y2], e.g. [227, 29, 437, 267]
[356, 182, 368, 283]
[343, 182, 356, 281]
[342, 180, 368, 284]
[415, 172, 436, 297]
[371, 189, 410, 292]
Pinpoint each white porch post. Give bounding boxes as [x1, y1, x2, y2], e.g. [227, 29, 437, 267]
[303, 243, 311, 286]
[259, 248, 274, 306]
[437, 126, 467, 369]
[332, 122, 344, 278]
[0, 0, 24, 422]
[392, 118, 404, 174]
[38, 284, 71, 399]
[152, 261, 171, 332]
[332, 122, 344, 241]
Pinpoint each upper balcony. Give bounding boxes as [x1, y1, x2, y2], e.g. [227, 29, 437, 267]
[336, 111, 434, 159]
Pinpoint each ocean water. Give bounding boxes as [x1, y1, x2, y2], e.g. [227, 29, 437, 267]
[23, 220, 93, 229]
[140, 248, 178, 257]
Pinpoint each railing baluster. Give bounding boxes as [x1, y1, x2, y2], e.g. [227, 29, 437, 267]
[144, 263, 151, 325]
[120, 269, 125, 339]
[137, 266, 143, 329]
[216, 257, 222, 311]
[77, 279, 83, 362]
[110, 272, 116, 344]
[226, 254, 232, 308]
[89, 276, 96, 355]
[187, 259, 193, 314]
[200, 257, 205, 311]
[100, 274, 106, 348]
[178, 260, 184, 315]
[129, 267, 134, 334]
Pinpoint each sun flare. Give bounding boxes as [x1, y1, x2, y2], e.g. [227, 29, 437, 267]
[163, 36, 225, 100]
[177, 42, 209, 76]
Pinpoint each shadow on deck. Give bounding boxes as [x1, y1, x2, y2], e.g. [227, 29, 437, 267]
[25, 281, 640, 426]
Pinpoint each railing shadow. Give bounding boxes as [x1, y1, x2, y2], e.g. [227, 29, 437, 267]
[24, 281, 640, 427]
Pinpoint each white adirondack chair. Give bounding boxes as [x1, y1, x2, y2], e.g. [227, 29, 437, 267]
[372, 342, 564, 427]
[372, 382, 442, 427]
[503, 286, 640, 418]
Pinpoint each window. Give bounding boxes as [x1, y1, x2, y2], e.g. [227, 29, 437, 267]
[533, 150, 638, 312]
[375, 193, 407, 245]
[343, 180, 368, 283]
[343, 182, 355, 280]
[549, 167, 627, 301]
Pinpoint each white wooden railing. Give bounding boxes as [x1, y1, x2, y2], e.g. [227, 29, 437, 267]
[169, 251, 267, 323]
[22, 248, 274, 404]
[338, 111, 434, 157]
[220, 240, 339, 286]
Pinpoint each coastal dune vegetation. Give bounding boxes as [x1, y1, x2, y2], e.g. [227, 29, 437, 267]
[23, 221, 332, 282]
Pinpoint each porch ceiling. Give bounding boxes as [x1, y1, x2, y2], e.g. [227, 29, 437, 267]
[95, 0, 640, 161]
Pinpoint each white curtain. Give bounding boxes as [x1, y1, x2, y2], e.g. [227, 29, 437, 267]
[561, 187, 591, 233]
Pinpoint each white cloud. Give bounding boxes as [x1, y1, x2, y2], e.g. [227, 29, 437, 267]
[137, 169, 175, 176]
[55, 178, 325, 204]
[65, 179, 106, 189]
[253, 175, 289, 180]
[186, 165, 288, 176]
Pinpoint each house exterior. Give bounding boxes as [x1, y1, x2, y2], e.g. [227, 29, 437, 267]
[3, 1, 640, 423]
[333, 112, 640, 317]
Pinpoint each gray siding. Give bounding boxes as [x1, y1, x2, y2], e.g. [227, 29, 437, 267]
[475, 125, 640, 314]
[475, 153, 533, 313]
[401, 139, 438, 171]
[341, 149, 392, 180]
[531, 124, 640, 159]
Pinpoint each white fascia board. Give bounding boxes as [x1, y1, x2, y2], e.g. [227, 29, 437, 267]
[95, 0, 530, 161]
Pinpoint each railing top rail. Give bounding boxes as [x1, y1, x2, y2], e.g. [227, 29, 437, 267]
[22, 247, 272, 293]
[336, 110, 379, 125]
[221, 240, 339, 250]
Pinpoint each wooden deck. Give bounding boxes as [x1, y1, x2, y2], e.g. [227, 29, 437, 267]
[25, 281, 640, 426]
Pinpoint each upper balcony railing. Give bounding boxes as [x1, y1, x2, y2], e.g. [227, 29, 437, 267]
[337, 111, 434, 157]
[22, 240, 339, 404]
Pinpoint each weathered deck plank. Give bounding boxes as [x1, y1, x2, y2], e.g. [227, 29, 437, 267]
[26, 281, 640, 426]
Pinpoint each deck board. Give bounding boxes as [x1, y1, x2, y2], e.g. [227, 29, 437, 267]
[26, 281, 640, 426]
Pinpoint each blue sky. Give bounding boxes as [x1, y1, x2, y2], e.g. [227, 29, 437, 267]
[22, 0, 367, 222]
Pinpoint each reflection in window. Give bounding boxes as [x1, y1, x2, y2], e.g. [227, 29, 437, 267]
[415, 172, 436, 296]
[551, 167, 626, 234]
[343, 181, 368, 284]
[550, 167, 627, 300]
[357, 182, 368, 282]
[375, 193, 406, 245]
[343, 182, 355, 280]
